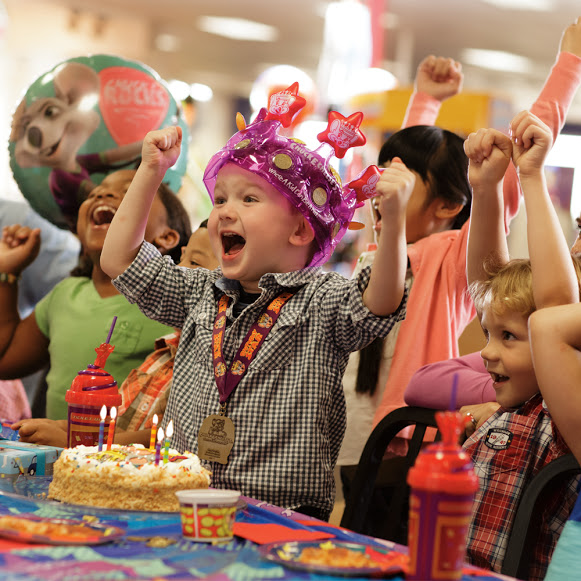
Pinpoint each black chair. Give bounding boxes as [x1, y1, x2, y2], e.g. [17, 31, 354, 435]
[340, 405, 439, 545]
[501, 453, 581, 580]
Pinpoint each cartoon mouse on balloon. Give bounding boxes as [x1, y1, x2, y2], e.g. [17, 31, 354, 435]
[9, 61, 143, 232]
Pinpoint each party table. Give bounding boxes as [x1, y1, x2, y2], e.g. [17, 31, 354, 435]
[0, 475, 516, 581]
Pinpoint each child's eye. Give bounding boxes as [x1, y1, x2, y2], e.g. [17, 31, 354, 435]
[244, 195, 257, 203]
[502, 330, 516, 341]
[214, 197, 225, 205]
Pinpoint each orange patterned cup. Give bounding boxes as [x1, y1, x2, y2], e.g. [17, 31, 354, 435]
[175, 489, 240, 542]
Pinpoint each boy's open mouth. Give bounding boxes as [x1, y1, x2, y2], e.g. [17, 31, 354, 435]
[91, 204, 117, 226]
[491, 372, 509, 383]
[222, 232, 246, 256]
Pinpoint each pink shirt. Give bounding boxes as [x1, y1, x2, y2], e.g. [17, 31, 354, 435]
[405, 351, 494, 408]
[373, 51, 581, 428]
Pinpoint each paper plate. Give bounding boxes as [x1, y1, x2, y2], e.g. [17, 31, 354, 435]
[0, 513, 125, 545]
[259, 540, 407, 577]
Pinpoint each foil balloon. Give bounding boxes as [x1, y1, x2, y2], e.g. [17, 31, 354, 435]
[204, 83, 378, 267]
[9, 54, 189, 231]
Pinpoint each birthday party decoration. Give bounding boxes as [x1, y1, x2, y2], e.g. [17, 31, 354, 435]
[316, 111, 366, 159]
[9, 54, 189, 231]
[203, 83, 380, 267]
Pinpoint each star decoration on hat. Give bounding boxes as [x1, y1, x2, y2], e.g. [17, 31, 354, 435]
[264, 82, 307, 128]
[317, 111, 366, 159]
[347, 165, 383, 207]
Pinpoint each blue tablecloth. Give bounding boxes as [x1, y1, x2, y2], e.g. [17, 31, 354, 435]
[0, 475, 510, 581]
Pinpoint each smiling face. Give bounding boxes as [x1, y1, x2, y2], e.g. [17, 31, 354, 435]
[479, 306, 539, 408]
[77, 169, 170, 259]
[208, 163, 308, 292]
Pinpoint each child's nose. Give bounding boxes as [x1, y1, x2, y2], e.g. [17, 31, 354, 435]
[216, 202, 235, 220]
[480, 341, 498, 363]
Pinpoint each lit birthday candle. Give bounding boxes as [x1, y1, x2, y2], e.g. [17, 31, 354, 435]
[155, 426, 164, 467]
[163, 420, 174, 464]
[106, 406, 117, 451]
[149, 414, 158, 451]
[98, 404, 107, 452]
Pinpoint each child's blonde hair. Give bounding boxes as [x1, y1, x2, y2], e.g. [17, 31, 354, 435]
[470, 254, 581, 318]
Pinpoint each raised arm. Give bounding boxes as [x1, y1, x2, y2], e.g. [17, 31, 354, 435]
[404, 351, 495, 409]
[101, 126, 182, 279]
[402, 55, 463, 128]
[501, 18, 581, 227]
[529, 304, 581, 463]
[464, 129, 512, 285]
[362, 158, 411, 315]
[511, 110, 579, 308]
[0, 225, 51, 379]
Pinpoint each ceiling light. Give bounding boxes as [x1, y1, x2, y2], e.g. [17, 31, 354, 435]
[197, 16, 278, 42]
[155, 33, 181, 53]
[167, 79, 190, 102]
[481, 0, 554, 10]
[190, 83, 213, 102]
[346, 67, 397, 97]
[461, 48, 533, 74]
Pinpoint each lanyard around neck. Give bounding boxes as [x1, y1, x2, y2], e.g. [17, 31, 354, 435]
[212, 291, 295, 404]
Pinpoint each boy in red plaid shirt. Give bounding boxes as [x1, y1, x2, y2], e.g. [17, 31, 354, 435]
[462, 109, 581, 580]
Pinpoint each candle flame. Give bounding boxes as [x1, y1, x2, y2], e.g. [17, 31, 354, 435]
[100, 405, 107, 420]
[166, 420, 174, 438]
[157, 426, 164, 442]
[110, 406, 117, 420]
[152, 414, 158, 426]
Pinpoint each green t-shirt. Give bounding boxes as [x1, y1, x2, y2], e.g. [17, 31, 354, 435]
[35, 277, 172, 420]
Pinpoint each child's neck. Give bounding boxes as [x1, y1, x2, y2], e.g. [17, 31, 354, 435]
[91, 261, 119, 298]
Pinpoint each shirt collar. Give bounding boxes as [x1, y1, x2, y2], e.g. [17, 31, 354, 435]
[214, 267, 322, 295]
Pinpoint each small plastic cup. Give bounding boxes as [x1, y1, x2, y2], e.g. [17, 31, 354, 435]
[175, 489, 240, 542]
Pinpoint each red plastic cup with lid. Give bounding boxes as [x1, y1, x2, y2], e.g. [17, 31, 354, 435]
[406, 410, 479, 581]
[65, 318, 122, 447]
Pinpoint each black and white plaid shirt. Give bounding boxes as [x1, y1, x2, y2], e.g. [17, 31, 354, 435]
[114, 241, 407, 519]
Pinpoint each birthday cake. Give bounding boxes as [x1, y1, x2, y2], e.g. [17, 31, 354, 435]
[48, 444, 211, 512]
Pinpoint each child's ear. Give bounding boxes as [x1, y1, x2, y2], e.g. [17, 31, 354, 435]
[153, 228, 181, 254]
[289, 215, 315, 247]
[434, 199, 464, 221]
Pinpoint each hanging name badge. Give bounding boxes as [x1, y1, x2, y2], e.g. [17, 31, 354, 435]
[202, 291, 295, 465]
[198, 412, 235, 465]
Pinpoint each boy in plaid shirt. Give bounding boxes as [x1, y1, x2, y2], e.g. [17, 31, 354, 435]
[462, 109, 581, 579]
[101, 94, 409, 520]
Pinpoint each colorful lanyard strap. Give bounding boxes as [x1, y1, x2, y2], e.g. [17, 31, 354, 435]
[212, 290, 295, 410]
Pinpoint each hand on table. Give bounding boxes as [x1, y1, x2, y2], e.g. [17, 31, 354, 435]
[11, 418, 67, 448]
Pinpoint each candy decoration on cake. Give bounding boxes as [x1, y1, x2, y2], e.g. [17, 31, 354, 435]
[203, 83, 382, 267]
[65, 317, 122, 448]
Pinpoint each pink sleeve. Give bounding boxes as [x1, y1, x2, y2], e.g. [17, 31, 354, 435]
[402, 91, 441, 128]
[404, 352, 495, 409]
[502, 51, 581, 229]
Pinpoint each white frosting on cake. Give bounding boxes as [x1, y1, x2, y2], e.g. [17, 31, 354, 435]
[48, 443, 211, 511]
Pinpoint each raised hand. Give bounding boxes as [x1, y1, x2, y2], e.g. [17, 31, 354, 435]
[373, 157, 415, 221]
[141, 126, 183, 175]
[415, 55, 463, 102]
[560, 16, 581, 58]
[0, 224, 41, 275]
[509, 110, 553, 177]
[464, 128, 512, 191]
